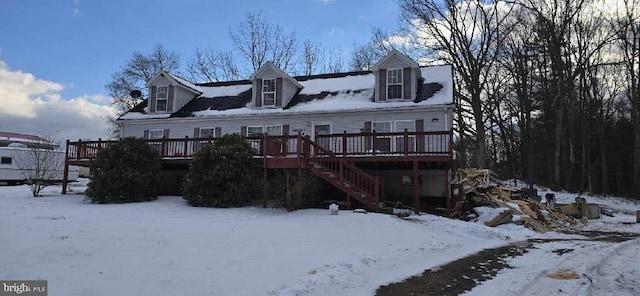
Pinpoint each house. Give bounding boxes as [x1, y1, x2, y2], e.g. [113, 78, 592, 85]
[65, 50, 455, 211]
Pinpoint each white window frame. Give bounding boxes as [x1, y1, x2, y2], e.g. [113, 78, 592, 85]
[148, 129, 164, 139]
[265, 125, 283, 136]
[156, 86, 168, 112]
[247, 126, 264, 137]
[199, 127, 216, 138]
[313, 123, 333, 151]
[386, 68, 403, 100]
[394, 120, 416, 152]
[372, 121, 392, 152]
[312, 123, 332, 137]
[262, 78, 276, 106]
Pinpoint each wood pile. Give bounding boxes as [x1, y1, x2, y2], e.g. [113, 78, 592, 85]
[449, 169, 581, 233]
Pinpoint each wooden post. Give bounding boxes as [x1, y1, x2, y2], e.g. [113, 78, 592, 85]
[413, 161, 420, 214]
[404, 128, 409, 155]
[297, 132, 302, 167]
[62, 139, 70, 194]
[184, 136, 189, 157]
[372, 130, 377, 155]
[76, 139, 82, 160]
[342, 131, 347, 157]
[263, 167, 268, 208]
[97, 138, 102, 157]
[374, 176, 380, 211]
[161, 137, 167, 157]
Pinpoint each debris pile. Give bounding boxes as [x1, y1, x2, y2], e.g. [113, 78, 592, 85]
[449, 169, 581, 233]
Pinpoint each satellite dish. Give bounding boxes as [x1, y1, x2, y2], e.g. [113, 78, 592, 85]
[130, 90, 142, 98]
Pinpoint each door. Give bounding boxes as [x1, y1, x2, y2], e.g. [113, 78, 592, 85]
[313, 124, 332, 152]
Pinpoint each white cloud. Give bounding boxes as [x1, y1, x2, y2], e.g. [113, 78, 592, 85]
[317, 0, 333, 3]
[0, 60, 116, 142]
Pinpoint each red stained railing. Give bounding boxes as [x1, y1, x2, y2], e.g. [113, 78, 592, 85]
[66, 131, 452, 161]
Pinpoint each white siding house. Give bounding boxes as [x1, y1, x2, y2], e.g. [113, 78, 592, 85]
[105, 50, 456, 210]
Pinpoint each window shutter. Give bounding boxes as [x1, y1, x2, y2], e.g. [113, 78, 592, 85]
[415, 119, 424, 132]
[215, 127, 222, 137]
[275, 78, 283, 107]
[167, 85, 174, 112]
[416, 119, 424, 152]
[241, 126, 247, 136]
[379, 69, 387, 101]
[283, 124, 289, 135]
[255, 80, 263, 107]
[143, 130, 149, 139]
[163, 129, 170, 138]
[403, 68, 411, 100]
[149, 86, 157, 113]
[193, 128, 200, 138]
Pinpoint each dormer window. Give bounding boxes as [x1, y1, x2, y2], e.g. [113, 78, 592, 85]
[156, 86, 168, 112]
[262, 78, 276, 106]
[387, 69, 403, 100]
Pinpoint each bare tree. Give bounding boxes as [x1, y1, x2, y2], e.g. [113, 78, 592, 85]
[187, 46, 240, 82]
[14, 134, 65, 197]
[399, 0, 516, 168]
[612, 0, 640, 198]
[300, 39, 322, 75]
[106, 43, 180, 116]
[229, 12, 298, 73]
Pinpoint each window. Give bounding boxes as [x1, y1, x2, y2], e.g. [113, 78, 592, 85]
[247, 126, 264, 137]
[262, 78, 276, 106]
[156, 86, 168, 112]
[372, 121, 391, 133]
[314, 124, 332, 151]
[395, 120, 416, 152]
[373, 121, 392, 152]
[200, 128, 216, 138]
[387, 69, 403, 100]
[149, 129, 164, 139]
[265, 125, 283, 136]
[1, 157, 11, 165]
[401, 175, 422, 186]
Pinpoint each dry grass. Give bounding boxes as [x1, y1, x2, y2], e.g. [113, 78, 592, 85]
[545, 268, 581, 280]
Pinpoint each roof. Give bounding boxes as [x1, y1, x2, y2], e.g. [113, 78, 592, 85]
[119, 64, 454, 120]
[0, 131, 57, 148]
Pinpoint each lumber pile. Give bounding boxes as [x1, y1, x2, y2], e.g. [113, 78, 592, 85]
[449, 169, 581, 233]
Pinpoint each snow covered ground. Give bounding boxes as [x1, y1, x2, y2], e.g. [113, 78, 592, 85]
[1, 180, 639, 295]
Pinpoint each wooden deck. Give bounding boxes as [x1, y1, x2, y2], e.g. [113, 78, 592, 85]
[65, 131, 453, 165]
[64, 131, 453, 211]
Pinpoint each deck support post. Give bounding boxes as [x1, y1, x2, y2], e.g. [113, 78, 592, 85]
[263, 168, 268, 208]
[62, 139, 70, 194]
[413, 160, 419, 214]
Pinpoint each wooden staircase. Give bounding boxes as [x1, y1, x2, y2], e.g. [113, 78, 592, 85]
[301, 137, 381, 211]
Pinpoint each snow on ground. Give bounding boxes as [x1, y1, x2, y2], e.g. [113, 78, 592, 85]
[2, 180, 639, 295]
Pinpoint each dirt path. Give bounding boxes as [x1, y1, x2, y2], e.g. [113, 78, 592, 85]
[375, 231, 640, 296]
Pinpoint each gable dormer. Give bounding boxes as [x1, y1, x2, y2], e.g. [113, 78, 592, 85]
[249, 62, 302, 108]
[146, 71, 202, 114]
[372, 50, 421, 102]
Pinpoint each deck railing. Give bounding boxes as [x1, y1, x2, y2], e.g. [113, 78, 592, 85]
[66, 131, 453, 161]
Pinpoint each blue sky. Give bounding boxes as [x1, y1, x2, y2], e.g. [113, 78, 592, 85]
[0, 0, 401, 140]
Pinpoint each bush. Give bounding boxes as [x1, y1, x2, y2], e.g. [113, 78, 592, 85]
[183, 134, 261, 207]
[267, 169, 323, 211]
[86, 137, 161, 203]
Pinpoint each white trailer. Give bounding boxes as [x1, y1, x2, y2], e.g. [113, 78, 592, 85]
[0, 145, 79, 185]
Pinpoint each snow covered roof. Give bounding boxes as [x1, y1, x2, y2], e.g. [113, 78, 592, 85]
[119, 65, 454, 120]
[0, 131, 57, 148]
